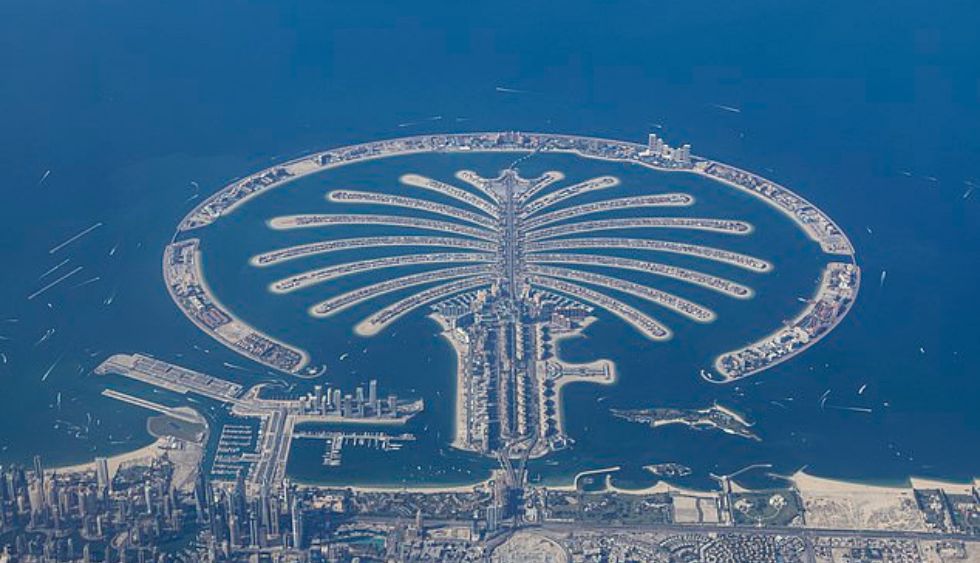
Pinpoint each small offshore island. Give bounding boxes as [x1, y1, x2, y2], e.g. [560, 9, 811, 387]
[611, 403, 761, 442]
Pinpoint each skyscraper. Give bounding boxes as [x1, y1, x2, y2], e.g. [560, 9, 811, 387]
[647, 133, 664, 156]
[290, 498, 304, 549]
[32, 455, 44, 488]
[313, 385, 323, 412]
[676, 143, 692, 165]
[368, 379, 378, 407]
[95, 457, 110, 494]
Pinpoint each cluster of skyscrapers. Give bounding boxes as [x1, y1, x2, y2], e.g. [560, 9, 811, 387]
[646, 133, 692, 165]
[204, 472, 308, 557]
[297, 380, 401, 419]
[0, 455, 191, 562]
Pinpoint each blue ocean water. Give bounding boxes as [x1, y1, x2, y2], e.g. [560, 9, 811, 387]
[0, 1, 978, 487]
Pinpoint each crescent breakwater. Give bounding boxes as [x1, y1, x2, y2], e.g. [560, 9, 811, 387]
[711, 261, 861, 383]
[176, 132, 854, 260]
[163, 239, 312, 375]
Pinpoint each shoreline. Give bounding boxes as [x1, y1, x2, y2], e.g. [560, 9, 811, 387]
[48, 437, 169, 477]
[163, 239, 312, 375]
[711, 261, 861, 382]
[544, 316, 618, 441]
[540, 464, 980, 499]
[171, 131, 859, 384]
[295, 475, 494, 495]
[429, 314, 471, 453]
[177, 132, 854, 260]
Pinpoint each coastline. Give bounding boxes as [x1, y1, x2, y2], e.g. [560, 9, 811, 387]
[171, 131, 859, 385]
[711, 261, 861, 382]
[48, 437, 168, 477]
[540, 464, 980, 502]
[429, 314, 471, 453]
[162, 239, 311, 375]
[295, 475, 494, 495]
[177, 132, 854, 261]
[542, 316, 618, 443]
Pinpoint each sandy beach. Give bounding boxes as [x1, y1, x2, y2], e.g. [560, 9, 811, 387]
[430, 314, 472, 452]
[49, 437, 168, 478]
[296, 476, 494, 495]
[542, 317, 618, 438]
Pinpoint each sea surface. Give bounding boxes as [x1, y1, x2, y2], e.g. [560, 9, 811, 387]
[1, 0, 978, 490]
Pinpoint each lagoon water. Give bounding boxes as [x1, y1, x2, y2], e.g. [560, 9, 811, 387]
[1, 1, 978, 490]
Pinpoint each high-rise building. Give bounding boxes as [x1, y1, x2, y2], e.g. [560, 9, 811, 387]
[144, 482, 154, 515]
[269, 497, 281, 537]
[259, 480, 272, 529]
[228, 511, 241, 548]
[249, 508, 261, 548]
[194, 465, 209, 523]
[95, 458, 110, 494]
[313, 385, 323, 411]
[32, 455, 44, 488]
[290, 499, 304, 549]
[368, 379, 378, 407]
[486, 504, 499, 532]
[647, 133, 664, 156]
[676, 143, 692, 165]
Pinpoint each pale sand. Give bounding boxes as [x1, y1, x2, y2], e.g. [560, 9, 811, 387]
[791, 470, 912, 495]
[164, 241, 311, 373]
[711, 403, 753, 427]
[790, 470, 928, 532]
[608, 465, 721, 497]
[607, 478, 721, 498]
[545, 466, 621, 492]
[147, 406, 209, 444]
[296, 477, 493, 495]
[49, 437, 168, 477]
[908, 476, 976, 495]
[543, 465, 719, 498]
[545, 317, 618, 437]
[430, 314, 471, 452]
[712, 262, 860, 382]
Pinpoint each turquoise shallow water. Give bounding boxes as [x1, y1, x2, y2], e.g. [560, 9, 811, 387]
[0, 1, 978, 489]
